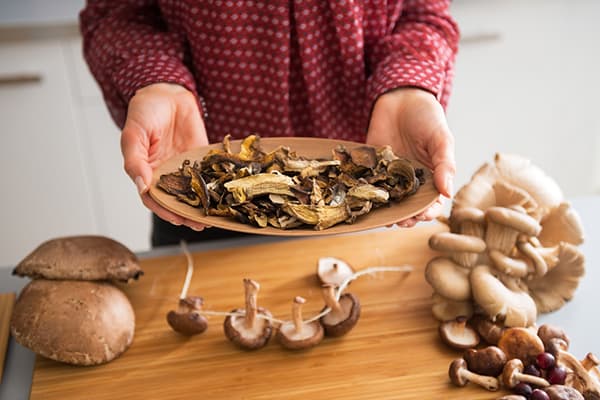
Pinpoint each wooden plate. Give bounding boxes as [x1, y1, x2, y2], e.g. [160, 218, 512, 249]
[149, 137, 439, 236]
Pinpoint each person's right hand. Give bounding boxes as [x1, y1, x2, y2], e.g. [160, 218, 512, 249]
[121, 83, 208, 230]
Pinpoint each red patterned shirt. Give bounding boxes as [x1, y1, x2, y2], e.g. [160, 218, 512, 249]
[80, 0, 459, 144]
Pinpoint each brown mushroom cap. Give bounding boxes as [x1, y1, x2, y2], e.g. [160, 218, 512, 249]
[537, 324, 570, 355]
[166, 296, 208, 336]
[543, 385, 584, 400]
[464, 346, 507, 377]
[448, 358, 500, 391]
[317, 257, 355, 287]
[223, 307, 273, 350]
[10, 279, 135, 365]
[277, 297, 324, 350]
[320, 292, 361, 337]
[438, 317, 480, 350]
[498, 327, 545, 366]
[469, 314, 506, 345]
[12, 235, 142, 282]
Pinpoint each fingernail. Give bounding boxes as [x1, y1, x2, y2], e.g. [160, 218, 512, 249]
[190, 225, 204, 232]
[170, 220, 182, 226]
[135, 176, 148, 194]
[445, 176, 454, 198]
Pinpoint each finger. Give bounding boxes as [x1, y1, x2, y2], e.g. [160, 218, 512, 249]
[414, 196, 445, 221]
[121, 122, 153, 194]
[395, 218, 418, 228]
[141, 193, 207, 231]
[429, 130, 456, 199]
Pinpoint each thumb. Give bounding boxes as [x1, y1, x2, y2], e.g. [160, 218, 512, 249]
[430, 130, 456, 199]
[121, 121, 153, 195]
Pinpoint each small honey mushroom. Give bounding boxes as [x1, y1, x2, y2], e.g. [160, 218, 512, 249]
[319, 284, 360, 337]
[501, 359, 550, 389]
[223, 279, 273, 350]
[448, 358, 500, 391]
[277, 296, 324, 350]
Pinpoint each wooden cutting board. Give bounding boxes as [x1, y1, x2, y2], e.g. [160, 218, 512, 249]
[29, 225, 509, 399]
[0, 292, 16, 383]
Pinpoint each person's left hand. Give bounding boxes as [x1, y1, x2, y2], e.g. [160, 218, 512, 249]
[366, 87, 456, 227]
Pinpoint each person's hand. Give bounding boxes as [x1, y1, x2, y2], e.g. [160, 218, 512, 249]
[366, 87, 455, 227]
[121, 83, 208, 230]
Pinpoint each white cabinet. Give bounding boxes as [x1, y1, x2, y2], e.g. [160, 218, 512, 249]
[448, 0, 600, 197]
[0, 37, 150, 267]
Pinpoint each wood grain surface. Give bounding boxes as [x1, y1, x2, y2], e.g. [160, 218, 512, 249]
[0, 292, 16, 384]
[30, 225, 509, 399]
[149, 137, 439, 236]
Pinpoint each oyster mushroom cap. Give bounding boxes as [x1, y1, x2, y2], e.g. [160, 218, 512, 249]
[431, 293, 474, 322]
[488, 250, 529, 278]
[493, 180, 539, 216]
[453, 169, 497, 211]
[486, 207, 542, 238]
[425, 257, 472, 301]
[428, 232, 486, 268]
[527, 242, 585, 313]
[317, 257, 355, 287]
[449, 206, 486, 237]
[539, 202, 585, 246]
[470, 265, 537, 327]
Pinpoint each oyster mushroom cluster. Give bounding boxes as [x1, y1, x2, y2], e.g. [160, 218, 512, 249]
[157, 134, 424, 230]
[426, 154, 585, 328]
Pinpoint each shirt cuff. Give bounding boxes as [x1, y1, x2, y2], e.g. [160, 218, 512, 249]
[367, 55, 446, 109]
[112, 54, 206, 117]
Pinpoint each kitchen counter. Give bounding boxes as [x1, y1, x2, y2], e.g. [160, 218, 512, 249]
[1, 196, 598, 399]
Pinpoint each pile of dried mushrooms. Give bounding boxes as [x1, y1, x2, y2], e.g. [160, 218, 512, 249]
[157, 135, 425, 230]
[426, 153, 585, 328]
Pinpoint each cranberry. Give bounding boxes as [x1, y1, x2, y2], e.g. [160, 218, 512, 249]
[524, 364, 542, 377]
[530, 389, 550, 400]
[513, 382, 533, 397]
[536, 352, 556, 370]
[547, 365, 567, 385]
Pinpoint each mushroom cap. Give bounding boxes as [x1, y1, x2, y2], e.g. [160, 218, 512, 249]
[425, 257, 472, 301]
[537, 324, 571, 354]
[493, 180, 539, 214]
[10, 279, 135, 365]
[544, 385, 584, 400]
[539, 203, 585, 246]
[498, 327, 545, 365]
[429, 232, 487, 253]
[501, 358, 525, 388]
[488, 250, 529, 278]
[451, 206, 486, 225]
[469, 314, 506, 345]
[527, 242, 585, 313]
[13, 235, 142, 282]
[223, 307, 273, 350]
[277, 320, 324, 350]
[448, 358, 470, 387]
[464, 346, 507, 377]
[438, 317, 480, 349]
[320, 293, 361, 337]
[470, 265, 537, 327]
[317, 257, 355, 287]
[166, 297, 208, 336]
[486, 207, 542, 236]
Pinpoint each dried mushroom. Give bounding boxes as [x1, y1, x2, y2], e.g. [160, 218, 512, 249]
[157, 135, 425, 230]
[426, 153, 585, 331]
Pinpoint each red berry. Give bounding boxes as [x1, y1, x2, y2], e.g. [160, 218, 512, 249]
[536, 352, 556, 370]
[513, 382, 533, 397]
[547, 365, 567, 385]
[531, 389, 550, 400]
[524, 364, 542, 377]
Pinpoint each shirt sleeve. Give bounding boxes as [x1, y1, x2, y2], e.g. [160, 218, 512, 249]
[79, 1, 201, 128]
[366, 0, 460, 110]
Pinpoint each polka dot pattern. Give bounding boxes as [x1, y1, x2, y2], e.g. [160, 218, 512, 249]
[80, 0, 459, 142]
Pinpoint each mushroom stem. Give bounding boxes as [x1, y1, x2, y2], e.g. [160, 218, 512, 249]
[243, 279, 260, 330]
[557, 350, 600, 396]
[292, 296, 306, 335]
[179, 240, 194, 300]
[321, 284, 343, 315]
[581, 352, 600, 370]
[459, 369, 499, 390]
[513, 370, 550, 388]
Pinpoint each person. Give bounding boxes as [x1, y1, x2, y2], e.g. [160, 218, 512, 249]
[79, 0, 459, 247]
